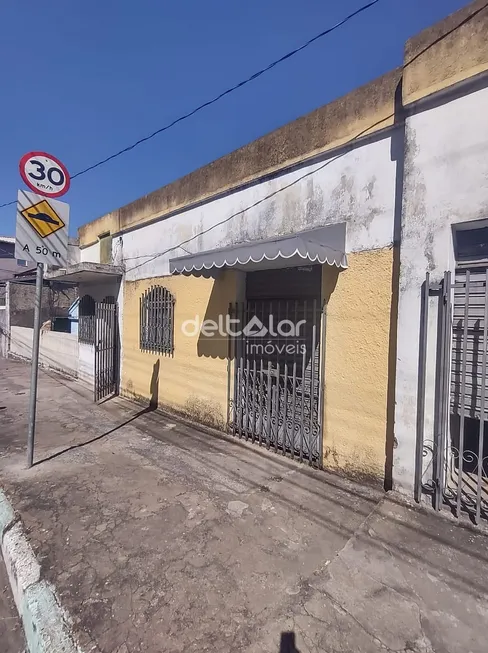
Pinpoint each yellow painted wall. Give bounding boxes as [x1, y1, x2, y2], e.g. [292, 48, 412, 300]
[322, 248, 394, 482]
[122, 252, 395, 484]
[122, 270, 239, 429]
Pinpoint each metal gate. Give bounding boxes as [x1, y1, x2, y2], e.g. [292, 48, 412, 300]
[417, 269, 488, 523]
[228, 299, 325, 465]
[94, 299, 119, 402]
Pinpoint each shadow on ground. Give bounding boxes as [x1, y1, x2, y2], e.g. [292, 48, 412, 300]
[1, 358, 488, 653]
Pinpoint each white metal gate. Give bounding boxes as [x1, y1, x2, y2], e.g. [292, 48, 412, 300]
[416, 269, 488, 523]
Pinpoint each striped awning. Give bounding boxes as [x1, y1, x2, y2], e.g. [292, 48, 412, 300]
[169, 223, 347, 277]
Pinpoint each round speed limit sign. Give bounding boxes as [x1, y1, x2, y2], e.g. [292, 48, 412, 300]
[19, 151, 70, 198]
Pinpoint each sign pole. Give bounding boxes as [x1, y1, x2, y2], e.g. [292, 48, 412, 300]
[27, 262, 44, 468]
[17, 149, 70, 468]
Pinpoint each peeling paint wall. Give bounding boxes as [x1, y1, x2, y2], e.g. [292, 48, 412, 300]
[323, 248, 394, 482]
[394, 83, 488, 492]
[121, 271, 240, 428]
[120, 134, 396, 282]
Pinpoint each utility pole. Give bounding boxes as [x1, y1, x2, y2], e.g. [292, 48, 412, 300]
[27, 262, 44, 468]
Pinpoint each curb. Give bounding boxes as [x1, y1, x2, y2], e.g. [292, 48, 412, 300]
[0, 490, 81, 653]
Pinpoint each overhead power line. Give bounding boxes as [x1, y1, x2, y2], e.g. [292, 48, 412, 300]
[123, 1, 488, 275]
[68, 0, 382, 180]
[0, 0, 382, 210]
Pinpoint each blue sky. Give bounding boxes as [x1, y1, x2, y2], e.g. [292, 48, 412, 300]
[0, 0, 469, 237]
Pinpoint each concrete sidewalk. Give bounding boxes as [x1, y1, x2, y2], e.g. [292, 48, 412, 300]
[0, 358, 487, 653]
[0, 558, 25, 653]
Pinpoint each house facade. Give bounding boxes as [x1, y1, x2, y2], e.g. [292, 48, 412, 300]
[76, 66, 399, 482]
[50, 2, 488, 519]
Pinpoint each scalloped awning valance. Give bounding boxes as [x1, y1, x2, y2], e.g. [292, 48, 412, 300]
[169, 223, 347, 277]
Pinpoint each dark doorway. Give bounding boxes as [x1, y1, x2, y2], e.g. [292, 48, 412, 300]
[229, 266, 325, 465]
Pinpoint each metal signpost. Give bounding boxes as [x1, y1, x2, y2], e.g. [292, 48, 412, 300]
[16, 151, 70, 467]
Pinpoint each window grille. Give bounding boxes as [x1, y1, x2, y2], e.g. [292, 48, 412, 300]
[140, 286, 175, 355]
[79, 294, 96, 344]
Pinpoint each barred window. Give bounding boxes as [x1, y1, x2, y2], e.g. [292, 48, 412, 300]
[0, 283, 6, 308]
[140, 286, 175, 355]
[79, 294, 95, 344]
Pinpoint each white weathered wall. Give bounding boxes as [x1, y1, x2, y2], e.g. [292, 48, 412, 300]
[80, 234, 123, 265]
[119, 134, 398, 281]
[79, 342, 94, 383]
[394, 84, 488, 492]
[10, 326, 79, 377]
[68, 242, 81, 265]
[80, 241, 100, 264]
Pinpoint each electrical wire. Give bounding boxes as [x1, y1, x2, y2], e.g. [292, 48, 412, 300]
[123, 0, 488, 274]
[4, 0, 486, 282]
[0, 0, 382, 210]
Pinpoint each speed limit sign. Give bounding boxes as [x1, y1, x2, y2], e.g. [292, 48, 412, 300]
[19, 151, 70, 198]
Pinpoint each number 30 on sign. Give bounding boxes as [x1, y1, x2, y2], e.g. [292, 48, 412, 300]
[19, 151, 70, 198]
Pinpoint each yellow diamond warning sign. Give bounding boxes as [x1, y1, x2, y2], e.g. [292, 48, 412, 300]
[20, 199, 65, 239]
[16, 190, 70, 266]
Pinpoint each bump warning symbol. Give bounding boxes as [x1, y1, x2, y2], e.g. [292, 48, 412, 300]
[21, 199, 65, 239]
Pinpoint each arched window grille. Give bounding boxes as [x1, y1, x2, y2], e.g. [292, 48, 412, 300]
[79, 295, 96, 344]
[140, 286, 175, 355]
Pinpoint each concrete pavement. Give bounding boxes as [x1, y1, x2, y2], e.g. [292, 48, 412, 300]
[0, 357, 487, 653]
[0, 557, 25, 653]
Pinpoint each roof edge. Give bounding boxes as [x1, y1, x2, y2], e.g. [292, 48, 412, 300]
[78, 1, 488, 248]
[78, 67, 401, 246]
[403, 0, 488, 106]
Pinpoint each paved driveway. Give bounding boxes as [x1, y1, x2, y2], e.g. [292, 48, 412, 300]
[1, 358, 487, 653]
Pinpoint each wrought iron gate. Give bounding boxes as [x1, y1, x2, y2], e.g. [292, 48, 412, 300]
[94, 299, 119, 402]
[228, 299, 325, 465]
[417, 269, 488, 523]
